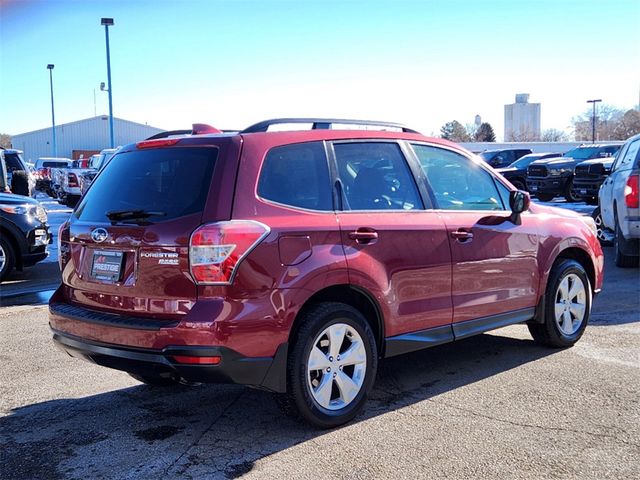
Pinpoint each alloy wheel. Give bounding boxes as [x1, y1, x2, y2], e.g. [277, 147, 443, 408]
[306, 323, 367, 410]
[554, 273, 587, 336]
[0, 243, 5, 272]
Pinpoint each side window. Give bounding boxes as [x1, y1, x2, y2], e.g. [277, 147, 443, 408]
[5, 154, 23, 172]
[257, 141, 333, 211]
[619, 139, 640, 170]
[611, 143, 629, 172]
[333, 142, 423, 211]
[412, 144, 506, 211]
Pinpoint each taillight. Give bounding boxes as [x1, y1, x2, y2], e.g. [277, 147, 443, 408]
[136, 138, 180, 149]
[625, 174, 639, 208]
[189, 220, 270, 285]
[67, 173, 79, 187]
[58, 221, 70, 271]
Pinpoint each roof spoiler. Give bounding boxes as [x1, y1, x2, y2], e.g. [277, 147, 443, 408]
[241, 118, 419, 134]
[144, 123, 222, 140]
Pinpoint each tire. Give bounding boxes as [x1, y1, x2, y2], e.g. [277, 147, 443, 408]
[10, 171, 30, 196]
[591, 207, 612, 246]
[0, 237, 16, 282]
[511, 179, 526, 191]
[129, 373, 181, 386]
[528, 259, 591, 348]
[614, 216, 639, 268]
[564, 180, 581, 203]
[536, 193, 555, 202]
[279, 302, 378, 428]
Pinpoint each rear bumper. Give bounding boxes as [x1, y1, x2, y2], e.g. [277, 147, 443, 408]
[52, 329, 287, 392]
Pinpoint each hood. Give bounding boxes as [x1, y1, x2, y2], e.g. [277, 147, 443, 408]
[576, 158, 614, 168]
[0, 192, 40, 205]
[529, 202, 582, 219]
[531, 157, 574, 167]
[496, 167, 518, 174]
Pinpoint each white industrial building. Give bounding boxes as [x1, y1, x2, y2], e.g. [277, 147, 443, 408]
[11, 116, 164, 162]
[504, 94, 541, 141]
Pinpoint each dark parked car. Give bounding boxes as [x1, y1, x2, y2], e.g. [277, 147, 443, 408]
[572, 156, 616, 205]
[496, 152, 561, 191]
[1, 148, 35, 197]
[50, 118, 603, 428]
[479, 148, 532, 168]
[0, 192, 51, 281]
[527, 144, 621, 202]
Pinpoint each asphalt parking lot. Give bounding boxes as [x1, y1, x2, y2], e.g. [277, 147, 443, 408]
[1, 246, 638, 480]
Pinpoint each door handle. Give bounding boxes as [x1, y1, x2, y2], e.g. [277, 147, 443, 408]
[349, 229, 379, 244]
[451, 230, 474, 242]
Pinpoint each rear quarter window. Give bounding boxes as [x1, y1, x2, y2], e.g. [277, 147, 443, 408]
[257, 141, 333, 211]
[75, 147, 217, 223]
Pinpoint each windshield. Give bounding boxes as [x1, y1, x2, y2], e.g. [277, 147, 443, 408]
[75, 147, 217, 223]
[563, 147, 599, 160]
[479, 151, 498, 161]
[509, 155, 543, 169]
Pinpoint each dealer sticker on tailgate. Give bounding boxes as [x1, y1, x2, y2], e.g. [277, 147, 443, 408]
[91, 250, 124, 282]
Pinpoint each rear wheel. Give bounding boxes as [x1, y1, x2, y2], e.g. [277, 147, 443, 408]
[614, 216, 639, 268]
[528, 259, 591, 347]
[536, 193, 555, 202]
[280, 302, 377, 428]
[129, 373, 181, 387]
[0, 237, 16, 281]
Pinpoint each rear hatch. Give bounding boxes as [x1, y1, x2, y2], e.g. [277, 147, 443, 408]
[60, 137, 239, 319]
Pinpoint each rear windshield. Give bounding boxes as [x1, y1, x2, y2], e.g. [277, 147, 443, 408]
[75, 147, 217, 223]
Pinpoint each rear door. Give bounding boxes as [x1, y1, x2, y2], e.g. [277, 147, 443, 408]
[410, 143, 539, 332]
[62, 138, 239, 318]
[600, 141, 631, 228]
[332, 141, 452, 340]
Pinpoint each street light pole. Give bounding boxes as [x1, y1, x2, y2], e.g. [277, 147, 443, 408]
[46, 64, 57, 157]
[101, 17, 115, 148]
[586, 99, 602, 144]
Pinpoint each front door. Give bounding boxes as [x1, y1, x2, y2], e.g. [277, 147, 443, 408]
[410, 143, 539, 333]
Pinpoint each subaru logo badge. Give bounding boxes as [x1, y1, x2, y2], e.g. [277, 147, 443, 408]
[91, 228, 109, 243]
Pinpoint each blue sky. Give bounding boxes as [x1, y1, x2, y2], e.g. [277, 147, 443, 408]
[1, 0, 639, 140]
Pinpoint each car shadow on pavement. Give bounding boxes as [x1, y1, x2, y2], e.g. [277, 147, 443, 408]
[1, 331, 558, 479]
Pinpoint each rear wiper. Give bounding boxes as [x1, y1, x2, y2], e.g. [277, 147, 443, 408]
[106, 209, 166, 222]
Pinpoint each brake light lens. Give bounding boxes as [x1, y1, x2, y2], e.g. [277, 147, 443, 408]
[625, 174, 639, 208]
[136, 138, 181, 149]
[67, 173, 79, 187]
[189, 220, 270, 285]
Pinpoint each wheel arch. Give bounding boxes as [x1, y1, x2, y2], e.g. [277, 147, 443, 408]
[0, 224, 23, 269]
[288, 284, 385, 357]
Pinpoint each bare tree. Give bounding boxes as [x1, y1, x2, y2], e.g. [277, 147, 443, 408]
[0, 133, 11, 149]
[506, 127, 540, 142]
[572, 104, 624, 141]
[541, 128, 569, 142]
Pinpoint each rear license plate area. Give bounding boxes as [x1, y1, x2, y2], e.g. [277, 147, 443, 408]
[90, 250, 124, 282]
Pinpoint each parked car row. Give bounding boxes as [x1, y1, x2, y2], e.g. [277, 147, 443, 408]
[484, 144, 621, 203]
[0, 151, 51, 281]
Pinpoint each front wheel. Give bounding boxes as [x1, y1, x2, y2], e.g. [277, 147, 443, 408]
[564, 180, 581, 203]
[0, 237, 16, 282]
[591, 207, 612, 246]
[281, 302, 378, 428]
[536, 193, 555, 202]
[528, 259, 591, 348]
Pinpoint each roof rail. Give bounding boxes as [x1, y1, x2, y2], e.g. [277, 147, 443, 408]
[241, 118, 419, 134]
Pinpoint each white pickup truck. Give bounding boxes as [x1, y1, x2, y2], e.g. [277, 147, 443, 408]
[51, 148, 119, 207]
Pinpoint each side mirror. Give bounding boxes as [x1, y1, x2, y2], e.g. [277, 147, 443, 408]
[509, 190, 530, 215]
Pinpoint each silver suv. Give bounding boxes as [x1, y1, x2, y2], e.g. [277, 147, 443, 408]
[599, 133, 640, 267]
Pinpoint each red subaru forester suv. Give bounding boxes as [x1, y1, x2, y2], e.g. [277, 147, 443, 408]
[50, 118, 603, 427]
